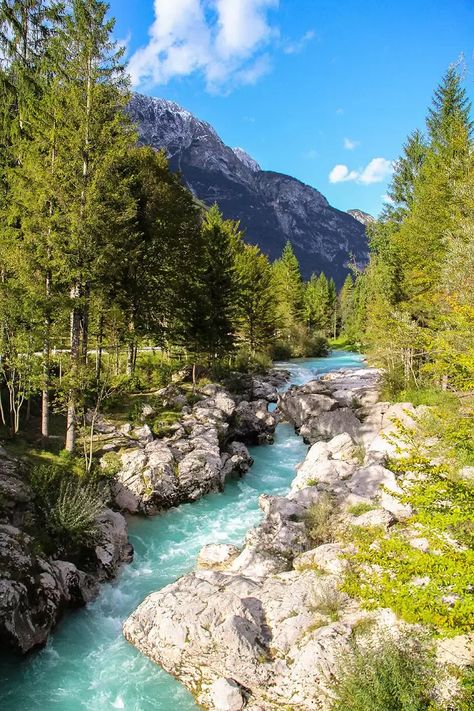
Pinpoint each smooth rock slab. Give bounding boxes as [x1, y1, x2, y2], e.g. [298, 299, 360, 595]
[198, 544, 240, 570]
[209, 678, 244, 711]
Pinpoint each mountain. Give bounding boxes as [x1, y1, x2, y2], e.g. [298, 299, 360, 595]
[347, 209, 375, 226]
[128, 94, 369, 286]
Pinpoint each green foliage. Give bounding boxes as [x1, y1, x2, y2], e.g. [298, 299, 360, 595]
[30, 463, 107, 554]
[343, 408, 474, 635]
[48, 478, 107, 550]
[332, 631, 438, 711]
[230, 348, 273, 374]
[387, 386, 457, 408]
[272, 241, 305, 331]
[235, 245, 277, 354]
[348, 502, 375, 516]
[359, 65, 474, 392]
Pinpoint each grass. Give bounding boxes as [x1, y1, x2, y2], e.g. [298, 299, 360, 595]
[331, 630, 438, 711]
[304, 492, 338, 545]
[348, 502, 376, 516]
[329, 336, 363, 352]
[392, 387, 458, 408]
[312, 580, 347, 621]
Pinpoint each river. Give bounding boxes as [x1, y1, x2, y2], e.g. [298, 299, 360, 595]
[0, 351, 364, 710]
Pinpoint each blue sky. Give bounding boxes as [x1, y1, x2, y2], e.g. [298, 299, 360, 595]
[110, 0, 474, 217]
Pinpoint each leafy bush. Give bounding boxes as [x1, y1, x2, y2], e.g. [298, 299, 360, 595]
[231, 348, 273, 374]
[304, 492, 337, 545]
[341, 403, 474, 635]
[332, 631, 437, 711]
[270, 340, 293, 360]
[270, 328, 329, 360]
[132, 352, 182, 391]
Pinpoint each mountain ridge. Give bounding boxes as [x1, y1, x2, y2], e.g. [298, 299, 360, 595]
[128, 93, 369, 286]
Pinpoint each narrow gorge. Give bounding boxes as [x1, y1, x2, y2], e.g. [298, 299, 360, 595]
[0, 352, 364, 710]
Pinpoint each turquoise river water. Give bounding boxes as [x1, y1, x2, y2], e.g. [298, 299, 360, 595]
[0, 351, 364, 711]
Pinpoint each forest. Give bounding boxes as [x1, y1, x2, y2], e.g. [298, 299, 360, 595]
[0, 0, 339, 458]
[1, 2, 474, 710]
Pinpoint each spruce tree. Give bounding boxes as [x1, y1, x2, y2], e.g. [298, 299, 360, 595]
[272, 241, 304, 332]
[50, 0, 134, 451]
[427, 64, 473, 146]
[235, 245, 277, 354]
[182, 205, 238, 364]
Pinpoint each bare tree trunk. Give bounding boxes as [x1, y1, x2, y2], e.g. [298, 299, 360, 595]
[81, 282, 90, 364]
[126, 319, 136, 377]
[41, 269, 51, 445]
[115, 341, 120, 375]
[65, 284, 81, 453]
[96, 312, 104, 382]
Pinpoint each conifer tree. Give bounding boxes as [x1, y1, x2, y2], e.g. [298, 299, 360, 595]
[235, 245, 277, 354]
[182, 205, 238, 363]
[50, 0, 134, 451]
[427, 64, 473, 146]
[339, 274, 354, 335]
[272, 241, 304, 331]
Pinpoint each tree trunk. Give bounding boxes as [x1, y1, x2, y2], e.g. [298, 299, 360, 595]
[65, 284, 81, 453]
[41, 270, 52, 445]
[96, 312, 104, 382]
[126, 319, 136, 376]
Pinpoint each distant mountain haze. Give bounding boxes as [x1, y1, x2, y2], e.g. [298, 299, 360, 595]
[129, 94, 369, 286]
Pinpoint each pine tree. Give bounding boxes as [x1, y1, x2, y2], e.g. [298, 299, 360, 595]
[49, 0, 134, 451]
[427, 64, 473, 146]
[304, 272, 334, 336]
[386, 130, 427, 219]
[182, 205, 238, 363]
[272, 241, 304, 332]
[235, 245, 277, 354]
[339, 274, 354, 335]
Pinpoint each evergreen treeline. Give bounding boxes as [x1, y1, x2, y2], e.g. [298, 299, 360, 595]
[339, 64, 474, 394]
[0, 1, 338, 453]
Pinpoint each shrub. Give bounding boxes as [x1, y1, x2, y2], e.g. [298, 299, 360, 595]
[231, 348, 273, 374]
[332, 631, 437, 711]
[48, 479, 107, 551]
[30, 464, 107, 554]
[270, 340, 293, 360]
[304, 492, 337, 545]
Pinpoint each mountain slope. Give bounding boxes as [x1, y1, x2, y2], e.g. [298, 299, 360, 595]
[347, 209, 375, 226]
[129, 94, 369, 285]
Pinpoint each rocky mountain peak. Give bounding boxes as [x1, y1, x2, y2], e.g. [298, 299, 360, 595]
[232, 147, 261, 172]
[347, 209, 375, 226]
[128, 93, 369, 286]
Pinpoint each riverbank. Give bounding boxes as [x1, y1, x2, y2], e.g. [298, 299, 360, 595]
[124, 366, 473, 710]
[0, 352, 364, 709]
[0, 368, 289, 656]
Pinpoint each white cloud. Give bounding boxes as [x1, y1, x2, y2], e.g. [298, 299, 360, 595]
[329, 164, 359, 183]
[283, 29, 316, 54]
[128, 0, 279, 92]
[329, 157, 393, 185]
[343, 137, 359, 150]
[358, 157, 393, 184]
[382, 193, 395, 205]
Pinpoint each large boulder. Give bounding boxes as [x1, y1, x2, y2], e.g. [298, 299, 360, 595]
[0, 524, 97, 653]
[230, 400, 277, 444]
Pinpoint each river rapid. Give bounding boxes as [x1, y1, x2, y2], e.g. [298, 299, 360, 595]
[0, 351, 364, 711]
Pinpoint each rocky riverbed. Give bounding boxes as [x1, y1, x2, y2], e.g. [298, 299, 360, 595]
[123, 367, 471, 710]
[0, 370, 286, 654]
